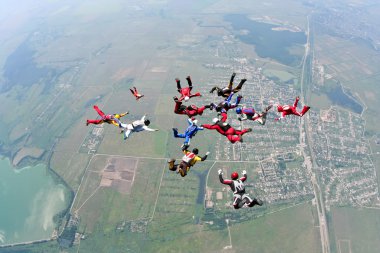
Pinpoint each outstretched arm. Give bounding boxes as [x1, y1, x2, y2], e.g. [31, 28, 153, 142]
[240, 170, 247, 182]
[143, 126, 158, 132]
[201, 124, 218, 130]
[199, 151, 210, 161]
[218, 169, 232, 184]
[140, 114, 146, 122]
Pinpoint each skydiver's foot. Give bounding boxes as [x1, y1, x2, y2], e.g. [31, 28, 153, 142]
[239, 136, 243, 143]
[241, 78, 247, 83]
[249, 198, 263, 207]
[175, 78, 180, 82]
[265, 105, 273, 112]
[86, 121, 89, 126]
[173, 96, 179, 101]
[246, 128, 252, 133]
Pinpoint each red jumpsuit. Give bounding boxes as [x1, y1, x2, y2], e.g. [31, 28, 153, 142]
[86, 105, 120, 126]
[174, 101, 206, 117]
[276, 97, 310, 120]
[175, 76, 201, 102]
[202, 113, 251, 143]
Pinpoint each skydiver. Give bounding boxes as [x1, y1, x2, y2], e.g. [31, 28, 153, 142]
[275, 96, 310, 121]
[174, 76, 202, 102]
[236, 105, 273, 125]
[201, 117, 252, 143]
[172, 118, 203, 147]
[130, 86, 144, 100]
[115, 115, 158, 140]
[218, 169, 263, 209]
[210, 92, 242, 113]
[173, 97, 213, 117]
[86, 105, 128, 126]
[209, 72, 247, 98]
[168, 146, 210, 177]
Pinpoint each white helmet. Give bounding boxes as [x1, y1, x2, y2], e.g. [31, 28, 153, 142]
[192, 119, 198, 125]
[184, 96, 190, 101]
[212, 118, 219, 123]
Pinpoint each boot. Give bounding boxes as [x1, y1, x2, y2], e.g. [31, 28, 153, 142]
[301, 106, 310, 116]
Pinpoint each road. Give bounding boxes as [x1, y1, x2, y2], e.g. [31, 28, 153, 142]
[299, 15, 331, 253]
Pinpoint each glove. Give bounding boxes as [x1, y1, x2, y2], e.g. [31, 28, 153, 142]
[242, 170, 247, 175]
[205, 151, 210, 156]
[218, 169, 223, 175]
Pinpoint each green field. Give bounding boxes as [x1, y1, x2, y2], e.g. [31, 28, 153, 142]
[331, 207, 380, 253]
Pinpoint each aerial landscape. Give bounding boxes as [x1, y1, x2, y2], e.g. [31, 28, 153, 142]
[0, 0, 380, 252]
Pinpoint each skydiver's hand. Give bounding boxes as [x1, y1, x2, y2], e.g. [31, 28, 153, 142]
[205, 151, 210, 156]
[242, 170, 247, 175]
[154, 129, 159, 131]
[218, 169, 223, 175]
[125, 111, 129, 114]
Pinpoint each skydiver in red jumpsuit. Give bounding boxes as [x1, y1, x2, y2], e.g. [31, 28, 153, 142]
[86, 105, 128, 126]
[173, 97, 212, 117]
[275, 96, 310, 121]
[201, 114, 252, 143]
[129, 86, 144, 100]
[218, 169, 263, 209]
[174, 76, 202, 102]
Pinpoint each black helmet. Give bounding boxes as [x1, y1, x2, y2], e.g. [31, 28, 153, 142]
[144, 119, 150, 126]
[192, 148, 199, 154]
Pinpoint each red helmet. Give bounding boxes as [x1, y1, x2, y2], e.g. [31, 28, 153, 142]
[231, 172, 239, 180]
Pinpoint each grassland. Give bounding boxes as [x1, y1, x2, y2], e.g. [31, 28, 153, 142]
[330, 207, 380, 253]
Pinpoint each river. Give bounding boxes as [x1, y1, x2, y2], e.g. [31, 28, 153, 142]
[0, 158, 69, 246]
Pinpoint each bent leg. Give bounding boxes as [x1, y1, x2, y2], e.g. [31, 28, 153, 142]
[175, 78, 181, 91]
[87, 119, 104, 125]
[233, 78, 247, 92]
[228, 73, 236, 90]
[293, 97, 300, 108]
[124, 129, 132, 140]
[168, 159, 176, 171]
[93, 105, 106, 117]
[301, 106, 310, 116]
[186, 76, 192, 89]
[226, 135, 240, 143]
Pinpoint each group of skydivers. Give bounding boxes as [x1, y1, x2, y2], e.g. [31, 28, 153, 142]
[86, 73, 310, 209]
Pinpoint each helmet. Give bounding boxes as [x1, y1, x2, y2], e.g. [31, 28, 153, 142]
[212, 118, 219, 124]
[192, 148, 199, 154]
[231, 171, 239, 180]
[144, 119, 150, 126]
[192, 119, 198, 125]
[236, 107, 242, 114]
[184, 96, 190, 101]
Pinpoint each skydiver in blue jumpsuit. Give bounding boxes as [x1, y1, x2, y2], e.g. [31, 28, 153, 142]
[172, 118, 203, 148]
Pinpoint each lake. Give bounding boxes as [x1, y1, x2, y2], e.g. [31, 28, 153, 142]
[0, 158, 69, 245]
[224, 14, 306, 66]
